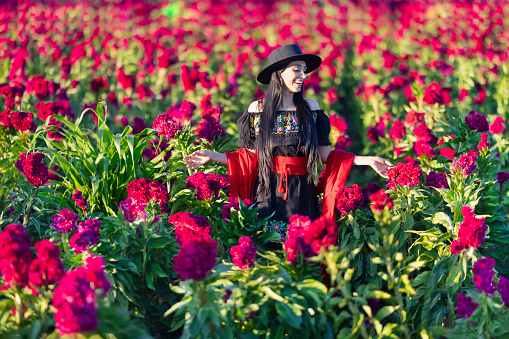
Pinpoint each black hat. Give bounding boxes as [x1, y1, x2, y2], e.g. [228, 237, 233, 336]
[256, 44, 322, 85]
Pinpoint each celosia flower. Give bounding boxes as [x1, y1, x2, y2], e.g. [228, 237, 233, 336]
[423, 82, 444, 105]
[335, 136, 352, 150]
[169, 211, 211, 246]
[450, 206, 487, 254]
[230, 236, 257, 269]
[413, 123, 438, 144]
[173, 237, 218, 281]
[51, 209, 79, 233]
[47, 116, 64, 141]
[303, 216, 338, 254]
[414, 140, 436, 157]
[186, 172, 229, 200]
[18, 152, 49, 187]
[117, 68, 136, 90]
[425, 171, 450, 189]
[89, 77, 108, 93]
[389, 120, 406, 141]
[84, 255, 111, 296]
[366, 125, 383, 143]
[9, 111, 35, 132]
[168, 100, 197, 124]
[284, 215, 313, 266]
[29, 240, 64, 289]
[34, 239, 61, 259]
[0, 109, 12, 129]
[497, 172, 509, 184]
[477, 133, 491, 150]
[52, 268, 98, 335]
[72, 190, 88, 212]
[335, 184, 364, 216]
[498, 276, 509, 307]
[152, 112, 182, 140]
[465, 110, 489, 133]
[222, 196, 250, 223]
[451, 149, 478, 177]
[0, 224, 32, 288]
[330, 114, 347, 134]
[369, 189, 394, 214]
[405, 110, 425, 127]
[489, 116, 505, 135]
[472, 257, 496, 296]
[197, 119, 226, 143]
[126, 179, 169, 204]
[440, 148, 456, 160]
[361, 182, 381, 205]
[456, 293, 479, 318]
[119, 197, 147, 222]
[386, 157, 423, 190]
[78, 219, 101, 232]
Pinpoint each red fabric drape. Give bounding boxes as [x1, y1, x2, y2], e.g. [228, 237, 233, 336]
[225, 148, 258, 202]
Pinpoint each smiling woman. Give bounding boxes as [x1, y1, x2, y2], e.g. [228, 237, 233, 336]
[184, 44, 392, 247]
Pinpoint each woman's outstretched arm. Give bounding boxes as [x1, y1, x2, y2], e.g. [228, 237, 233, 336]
[184, 150, 227, 169]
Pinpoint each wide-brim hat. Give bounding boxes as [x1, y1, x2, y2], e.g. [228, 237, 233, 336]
[257, 44, 322, 85]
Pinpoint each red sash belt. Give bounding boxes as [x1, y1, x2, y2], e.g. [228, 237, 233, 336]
[272, 156, 308, 200]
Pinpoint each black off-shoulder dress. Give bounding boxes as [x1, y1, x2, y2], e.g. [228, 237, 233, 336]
[236, 109, 332, 241]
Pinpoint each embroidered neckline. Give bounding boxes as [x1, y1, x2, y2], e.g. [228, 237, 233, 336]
[247, 109, 324, 114]
[249, 110, 319, 136]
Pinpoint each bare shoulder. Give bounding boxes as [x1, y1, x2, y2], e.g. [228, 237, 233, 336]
[304, 98, 320, 110]
[248, 100, 262, 113]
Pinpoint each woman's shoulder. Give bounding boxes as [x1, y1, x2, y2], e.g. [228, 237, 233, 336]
[304, 98, 321, 111]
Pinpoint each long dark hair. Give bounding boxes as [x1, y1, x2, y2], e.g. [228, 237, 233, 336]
[257, 66, 320, 196]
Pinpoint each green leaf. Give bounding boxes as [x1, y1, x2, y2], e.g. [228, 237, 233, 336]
[164, 298, 192, 317]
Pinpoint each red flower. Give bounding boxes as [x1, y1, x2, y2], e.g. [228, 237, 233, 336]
[389, 120, 406, 141]
[369, 189, 394, 214]
[477, 133, 491, 150]
[169, 211, 211, 246]
[29, 240, 64, 288]
[413, 123, 438, 144]
[423, 81, 444, 105]
[51, 209, 79, 233]
[230, 237, 257, 269]
[89, 77, 108, 93]
[152, 112, 182, 140]
[119, 197, 147, 222]
[450, 206, 487, 254]
[18, 152, 49, 187]
[126, 179, 169, 205]
[387, 157, 423, 190]
[117, 68, 136, 90]
[47, 116, 64, 141]
[330, 114, 347, 134]
[72, 190, 88, 212]
[284, 215, 313, 266]
[451, 149, 478, 177]
[414, 140, 436, 157]
[335, 184, 364, 216]
[458, 89, 468, 102]
[489, 116, 505, 135]
[136, 84, 154, 101]
[405, 110, 425, 127]
[0, 224, 32, 288]
[9, 111, 35, 132]
[174, 237, 218, 281]
[302, 216, 338, 254]
[185, 172, 229, 200]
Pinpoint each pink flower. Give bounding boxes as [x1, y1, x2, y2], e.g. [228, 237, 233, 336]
[440, 148, 456, 160]
[450, 206, 487, 254]
[387, 157, 423, 190]
[117, 68, 136, 90]
[47, 116, 64, 141]
[174, 237, 218, 281]
[330, 114, 347, 134]
[499, 276, 509, 307]
[51, 209, 79, 233]
[389, 120, 406, 141]
[405, 110, 425, 127]
[186, 172, 229, 200]
[152, 112, 182, 140]
[489, 116, 505, 135]
[230, 236, 257, 269]
[413, 123, 438, 144]
[369, 189, 394, 214]
[477, 133, 491, 150]
[169, 211, 211, 246]
[84, 255, 111, 296]
[451, 149, 478, 177]
[456, 294, 479, 318]
[284, 215, 313, 266]
[17, 152, 49, 187]
[335, 184, 364, 216]
[0, 224, 32, 288]
[29, 240, 64, 289]
[423, 82, 444, 105]
[335, 136, 352, 151]
[472, 257, 496, 295]
[119, 197, 147, 222]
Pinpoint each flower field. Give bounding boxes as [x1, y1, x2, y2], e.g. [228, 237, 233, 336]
[1, 0, 509, 337]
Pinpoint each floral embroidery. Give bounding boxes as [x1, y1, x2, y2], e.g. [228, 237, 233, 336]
[249, 110, 319, 137]
[261, 219, 288, 241]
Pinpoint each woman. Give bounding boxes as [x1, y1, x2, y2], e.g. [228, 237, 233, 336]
[184, 44, 391, 241]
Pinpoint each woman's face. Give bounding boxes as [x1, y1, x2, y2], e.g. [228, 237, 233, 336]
[281, 60, 307, 92]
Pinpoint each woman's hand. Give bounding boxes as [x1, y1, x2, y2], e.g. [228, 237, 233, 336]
[184, 150, 212, 169]
[183, 150, 228, 169]
[369, 156, 393, 179]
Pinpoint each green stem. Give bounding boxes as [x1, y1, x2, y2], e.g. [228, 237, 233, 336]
[141, 220, 149, 286]
[499, 183, 504, 204]
[22, 186, 39, 226]
[15, 291, 22, 326]
[62, 233, 71, 262]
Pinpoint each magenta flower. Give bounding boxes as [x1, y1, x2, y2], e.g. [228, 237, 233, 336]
[497, 172, 509, 184]
[84, 255, 111, 296]
[414, 140, 436, 158]
[152, 112, 182, 140]
[16, 152, 49, 187]
[489, 116, 505, 135]
[389, 120, 406, 141]
[405, 110, 425, 127]
[369, 189, 394, 214]
[119, 197, 147, 222]
[9, 111, 35, 132]
[284, 215, 313, 266]
[0, 224, 33, 288]
[169, 211, 211, 246]
[465, 110, 489, 133]
[386, 157, 423, 190]
[185, 172, 229, 200]
[70, 229, 100, 254]
[302, 216, 338, 254]
[72, 190, 88, 212]
[413, 123, 438, 144]
[451, 149, 478, 177]
[472, 257, 496, 296]
[51, 209, 79, 233]
[335, 184, 364, 216]
[174, 237, 218, 281]
[456, 293, 479, 318]
[28, 240, 64, 289]
[499, 276, 509, 307]
[477, 133, 491, 150]
[450, 206, 487, 254]
[423, 82, 444, 105]
[230, 237, 257, 269]
[127, 179, 169, 205]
